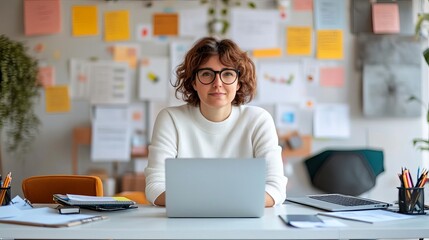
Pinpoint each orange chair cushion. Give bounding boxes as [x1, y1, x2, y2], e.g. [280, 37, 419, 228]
[22, 175, 103, 203]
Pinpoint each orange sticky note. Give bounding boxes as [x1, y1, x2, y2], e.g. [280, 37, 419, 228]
[114, 45, 138, 69]
[72, 6, 98, 36]
[316, 30, 343, 60]
[372, 3, 400, 34]
[320, 66, 344, 87]
[153, 13, 179, 36]
[286, 26, 312, 56]
[45, 85, 71, 113]
[252, 48, 282, 58]
[104, 10, 130, 41]
[24, 0, 61, 36]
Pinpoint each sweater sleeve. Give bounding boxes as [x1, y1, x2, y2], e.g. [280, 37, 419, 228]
[144, 109, 178, 205]
[252, 110, 288, 205]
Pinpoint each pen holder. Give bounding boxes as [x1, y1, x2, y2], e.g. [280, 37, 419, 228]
[0, 186, 11, 206]
[397, 187, 425, 215]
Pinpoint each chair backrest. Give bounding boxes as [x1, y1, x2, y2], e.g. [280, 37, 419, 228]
[304, 149, 384, 196]
[22, 175, 104, 203]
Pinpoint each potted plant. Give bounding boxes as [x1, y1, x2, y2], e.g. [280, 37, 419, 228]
[0, 35, 41, 174]
[409, 2, 429, 153]
[408, 96, 429, 151]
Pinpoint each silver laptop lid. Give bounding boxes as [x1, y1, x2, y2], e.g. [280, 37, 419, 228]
[286, 194, 391, 212]
[165, 158, 266, 218]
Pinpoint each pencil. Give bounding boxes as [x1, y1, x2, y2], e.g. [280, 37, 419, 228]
[0, 172, 12, 204]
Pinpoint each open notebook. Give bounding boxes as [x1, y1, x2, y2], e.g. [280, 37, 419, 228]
[286, 193, 391, 212]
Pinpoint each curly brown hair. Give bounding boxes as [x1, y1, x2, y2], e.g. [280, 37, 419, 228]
[173, 37, 256, 106]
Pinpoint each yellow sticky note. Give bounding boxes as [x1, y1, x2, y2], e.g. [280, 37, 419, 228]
[104, 10, 130, 41]
[153, 13, 179, 36]
[72, 6, 98, 36]
[252, 48, 282, 58]
[45, 85, 71, 113]
[286, 26, 312, 56]
[316, 30, 343, 59]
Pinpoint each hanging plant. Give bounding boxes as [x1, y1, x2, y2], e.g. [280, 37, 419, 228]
[203, 0, 256, 36]
[0, 35, 41, 154]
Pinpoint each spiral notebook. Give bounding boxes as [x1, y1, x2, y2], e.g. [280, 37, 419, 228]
[53, 194, 137, 211]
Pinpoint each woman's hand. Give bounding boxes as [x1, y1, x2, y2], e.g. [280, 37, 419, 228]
[154, 192, 166, 206]
[265, 192, 275, 207]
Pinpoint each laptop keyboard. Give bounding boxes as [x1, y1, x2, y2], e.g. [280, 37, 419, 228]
[309, 194, 378, 206]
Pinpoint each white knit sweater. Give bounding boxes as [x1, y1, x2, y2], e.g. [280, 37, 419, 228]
[144, 104, 288, 205]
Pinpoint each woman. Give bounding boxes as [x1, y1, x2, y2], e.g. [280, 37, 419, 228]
[144, 37, 287, 207]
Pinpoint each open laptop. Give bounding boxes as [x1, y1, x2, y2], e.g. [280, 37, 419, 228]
[165, 158, 265, 218]
[286, 193, 391, 212]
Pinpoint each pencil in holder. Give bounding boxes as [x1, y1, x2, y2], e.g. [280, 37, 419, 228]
[0, 186, 11, 206]
[397, 187, 425, 215]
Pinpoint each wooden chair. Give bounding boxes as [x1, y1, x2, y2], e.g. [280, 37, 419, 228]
[22, 175, 104, 203]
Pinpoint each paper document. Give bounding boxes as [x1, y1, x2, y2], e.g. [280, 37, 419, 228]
[318, 209, 416, 223]
[0, 207, 106, 227]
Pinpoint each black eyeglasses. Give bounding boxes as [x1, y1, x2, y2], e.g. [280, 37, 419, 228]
[195, 68, 239, 85]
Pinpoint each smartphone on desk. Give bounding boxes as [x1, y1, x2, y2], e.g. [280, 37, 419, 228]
[279, 214, 323, 226]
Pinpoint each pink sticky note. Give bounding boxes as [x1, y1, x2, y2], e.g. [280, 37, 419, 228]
[38, 66, 55, 87]
[293, 0, 313, 11]
[372, 3, 400, 34]
[24, 0, 61, 36]
[320, 67, 344, 87]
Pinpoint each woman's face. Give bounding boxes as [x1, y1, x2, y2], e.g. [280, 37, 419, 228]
[193, 55, 240, 115]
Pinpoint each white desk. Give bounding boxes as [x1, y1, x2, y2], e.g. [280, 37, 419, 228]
[1, 202, 429, 239]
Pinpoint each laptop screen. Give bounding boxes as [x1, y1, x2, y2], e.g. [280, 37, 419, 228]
[165, 158, 266, 218]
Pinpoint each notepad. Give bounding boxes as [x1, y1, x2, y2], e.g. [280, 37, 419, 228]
[0, 207, 107, 227]
[53, 194, 137, 211]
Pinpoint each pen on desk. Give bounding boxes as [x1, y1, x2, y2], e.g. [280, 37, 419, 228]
[24, 198, 34, 208]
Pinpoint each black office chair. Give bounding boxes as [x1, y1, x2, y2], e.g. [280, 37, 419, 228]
[304, 149, 384, 196]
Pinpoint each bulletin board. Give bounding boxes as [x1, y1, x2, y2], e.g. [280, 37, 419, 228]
[1, 0, 427, 201]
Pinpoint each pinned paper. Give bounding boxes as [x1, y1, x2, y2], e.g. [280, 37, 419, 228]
[113, 44, 140, 69]
[24, 0, 61, 36]
[314, 0, 345, 29]
[286, 27, 312, 56]
[293, 0, 313, 11]
[316, 30, 343, 59]
[136, 24, 152, 41]
[104, 10, 130, 41]
[252, 48, 282, 58]
[153, 13, 179, 36]
[72, 6, 98, 36]
[372, 3, 400, 34]
[320, 66, 344, 87]
[278, 0, 292, 23]
[37, 66, 55, 87]
[45, 85, 71, 113]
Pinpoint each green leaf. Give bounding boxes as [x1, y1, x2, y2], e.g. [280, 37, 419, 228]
[424, 48, 429, 66]
[221, 8, 228, 16]
[248, 2, 256, 8]
[415, 13, 429, 38]
[208, 7, 215, 15]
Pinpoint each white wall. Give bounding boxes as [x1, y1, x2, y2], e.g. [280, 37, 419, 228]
[0, 0, 427, 203]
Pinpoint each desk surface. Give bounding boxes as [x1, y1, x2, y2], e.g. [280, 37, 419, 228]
[1, 202, 429, 239]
